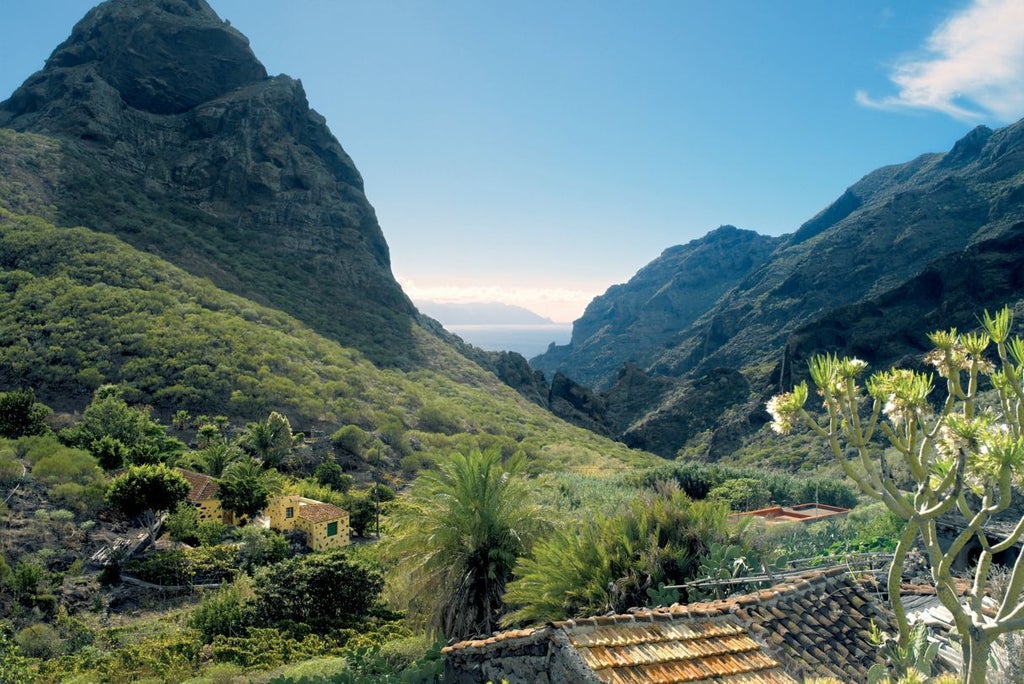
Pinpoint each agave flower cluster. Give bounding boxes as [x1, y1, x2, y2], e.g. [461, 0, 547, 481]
[924, 329, 996, 379]
[867, 368, 933, 428]
[765, 382, 807, 435]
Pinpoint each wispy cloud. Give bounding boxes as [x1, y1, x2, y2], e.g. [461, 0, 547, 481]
[397, 278, 603, 323]
[857, 0, 1024, 122]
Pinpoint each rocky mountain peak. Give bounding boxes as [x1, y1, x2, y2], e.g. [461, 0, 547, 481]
[29, 0, 265, 116]
[0, 0, 417, 366]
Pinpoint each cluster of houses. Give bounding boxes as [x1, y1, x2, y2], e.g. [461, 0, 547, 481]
[176, 468, 349, 551]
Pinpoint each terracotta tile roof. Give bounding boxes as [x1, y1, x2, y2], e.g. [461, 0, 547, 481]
[444, 566, 892, 684]
[733, 503, 850, 525]
[176, 468, 219, 502]
[297, 502, 345, 523]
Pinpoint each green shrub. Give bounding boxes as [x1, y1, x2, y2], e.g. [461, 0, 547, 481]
[15, 622, 61, 659]
[248, 550, 383, 633]
[0, 389, 50, 439]
[314, 461, 354, 493]
[331, 425, 369, 459]
[707, 477, 771, 511]
[234, 526, 289, 574]
[190, 579, 250, 643]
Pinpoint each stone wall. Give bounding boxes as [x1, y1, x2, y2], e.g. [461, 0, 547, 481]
[443, 628, 600, 684]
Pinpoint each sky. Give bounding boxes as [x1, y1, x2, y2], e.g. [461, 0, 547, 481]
[3, 1, 1024, 323]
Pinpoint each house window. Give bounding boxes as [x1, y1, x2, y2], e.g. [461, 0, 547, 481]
[286, 507, 294, 519]
[326, 521, 338, 537]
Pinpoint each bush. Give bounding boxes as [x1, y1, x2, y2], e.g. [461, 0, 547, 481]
[15, 622, 61, 659]
[331, 425, 369, 459]
[190, 579, 250, 643]
[235, 527, 289, 574]
[0, 389, 51, 439]
[125, 547, 237, 586]
[248, 550, 383, 632]
[707, 477, 771, 511]
[314, 461, 354, 493]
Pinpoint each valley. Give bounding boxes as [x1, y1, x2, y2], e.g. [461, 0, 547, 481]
[2, 1, 1024, 682]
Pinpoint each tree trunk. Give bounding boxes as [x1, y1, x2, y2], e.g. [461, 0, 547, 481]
[963, 634, 992, 684]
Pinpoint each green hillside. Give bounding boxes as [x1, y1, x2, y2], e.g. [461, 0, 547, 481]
[0, 203, 654, 477]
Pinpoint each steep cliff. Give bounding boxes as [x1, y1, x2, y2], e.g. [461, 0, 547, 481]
[535, 120, 1024, 460]
[532, 226, 781, 389]
[0, 0, 417, 366]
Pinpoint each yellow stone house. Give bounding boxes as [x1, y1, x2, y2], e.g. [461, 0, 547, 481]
[266, 495, 350, 551]
[177, 468, 236, 525]
[175, 469, 349, 550]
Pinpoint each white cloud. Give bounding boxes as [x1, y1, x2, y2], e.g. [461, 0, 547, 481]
[858, 0, 1024, 122]
[397, 277, 604, 323]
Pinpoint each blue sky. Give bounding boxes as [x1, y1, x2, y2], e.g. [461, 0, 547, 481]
[3, 1, 1024, 322]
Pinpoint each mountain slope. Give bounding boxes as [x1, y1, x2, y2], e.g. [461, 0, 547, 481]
[0, 0, 416, 367]
[533, 226, 781, 390]
[536, 120, 1024, 460]
[0, 203, 655, 475]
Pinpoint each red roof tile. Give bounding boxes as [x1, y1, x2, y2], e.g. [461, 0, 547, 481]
[445, 566, 893, 683]
[176, 468, 219, 502]
[297, 502, 346, 523]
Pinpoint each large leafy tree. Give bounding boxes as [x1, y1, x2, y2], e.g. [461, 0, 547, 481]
[248, 549, 383, 632]
[0, 389, 50, 439]
[60, 385, 183, 465]
[106, 464, 190, 545]
[388, 448, 551, 640]
[768, 307, 1024, 684]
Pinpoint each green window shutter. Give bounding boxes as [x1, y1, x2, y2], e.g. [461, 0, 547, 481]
[326, 521, 338, 536]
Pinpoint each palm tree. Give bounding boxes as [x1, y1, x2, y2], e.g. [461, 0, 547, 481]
[217, 458, 284, 521]
[198, 443, 243, 478]
[387, 448, 551, 641]
[239, 411, 295, 469]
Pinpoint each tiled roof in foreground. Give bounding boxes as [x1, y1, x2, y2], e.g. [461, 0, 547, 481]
[444, 566, 892, 684]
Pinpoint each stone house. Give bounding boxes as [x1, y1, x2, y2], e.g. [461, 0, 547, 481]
[175, 469, 349, 550]
[176, 468, 236, 525]
[443, 566, 893, 684]
[266, 494, 350, 552]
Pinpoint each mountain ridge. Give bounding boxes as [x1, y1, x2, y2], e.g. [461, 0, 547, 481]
[0, 0, 418, 367]
[533, 118, 1024, 460]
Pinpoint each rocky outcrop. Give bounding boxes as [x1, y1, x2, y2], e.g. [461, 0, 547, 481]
[778, 221, 1024, 390]
[533, 118, 1024, 463]
[0, 0, 417, 366]
[532, 226, 781, 389]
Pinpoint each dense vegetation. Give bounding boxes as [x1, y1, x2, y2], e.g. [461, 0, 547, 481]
[0, 383, 885, 682]
[0, 208, 656, 480]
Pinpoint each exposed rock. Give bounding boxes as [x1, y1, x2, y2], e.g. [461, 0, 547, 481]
[778, 221, 1024, 390]
[619, 368, 750, 457]
[532, 226, 781, 389]
[547, 372, 610, 437]
[0, 0, 417, 366]
[533, 119, 1024, 463]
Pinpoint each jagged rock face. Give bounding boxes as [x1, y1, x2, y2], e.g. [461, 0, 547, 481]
[619, 368, 750, 458]
[532, 226, 781, 390]
[780, 221, 1024, 387]
[0, 0, 417, 366]
[664, 122, 1024, 379]
[533, 120, 1024, 463]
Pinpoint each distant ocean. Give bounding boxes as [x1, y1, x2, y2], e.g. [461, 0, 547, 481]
[447, 324, 572, 359]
